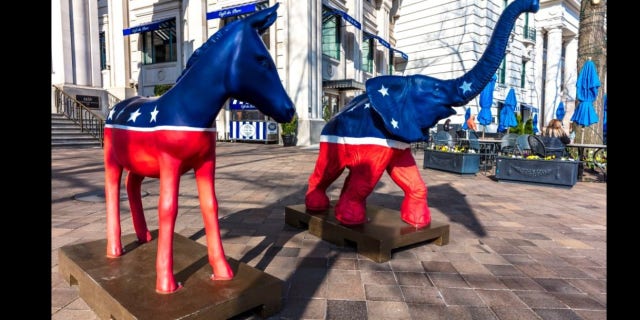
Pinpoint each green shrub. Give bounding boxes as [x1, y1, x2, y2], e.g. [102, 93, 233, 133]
[281, 115, 297, 135]
[154, 84, 173, 96]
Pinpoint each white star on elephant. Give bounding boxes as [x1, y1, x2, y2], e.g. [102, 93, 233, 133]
[128, 108, 142, 122]
[364, 103, 370, 108]
[108, 109, 115, 120]
[460, 81, 472, 94]
[391, 118, 399, 129]
[378, 85, 389, 97]
[150, 106, 159, 122]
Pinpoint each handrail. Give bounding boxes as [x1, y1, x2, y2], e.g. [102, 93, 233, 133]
[52, 85, 106, 146]
[106, 91, 122, 110]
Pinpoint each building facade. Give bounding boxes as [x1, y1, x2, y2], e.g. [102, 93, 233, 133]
[51, 0, 587, 146]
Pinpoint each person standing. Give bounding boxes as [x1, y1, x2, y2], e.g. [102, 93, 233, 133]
[443, 119, 451, 131]
[466, 114, 478, 131]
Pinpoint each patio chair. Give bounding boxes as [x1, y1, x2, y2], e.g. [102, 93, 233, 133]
[433, 131, 454, 147]
[469, 131, 496, 175]
[515, 134, 531, 156]
[499, 133, 518, 156]
[528, 135, 568, 159]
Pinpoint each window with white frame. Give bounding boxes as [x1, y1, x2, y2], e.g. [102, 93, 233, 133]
[322, 8, 341, 60]
[141, 18, 177, 65]
[99, 31, 107, 70]
[361, 37, 374, 73]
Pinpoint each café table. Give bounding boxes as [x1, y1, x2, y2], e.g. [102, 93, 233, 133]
[565, 143, 607, 180]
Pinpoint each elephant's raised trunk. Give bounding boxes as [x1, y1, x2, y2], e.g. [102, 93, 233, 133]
[450, 0, 539, 106]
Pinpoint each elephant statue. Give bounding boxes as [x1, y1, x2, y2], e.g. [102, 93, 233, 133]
[305, 0, 539, 228]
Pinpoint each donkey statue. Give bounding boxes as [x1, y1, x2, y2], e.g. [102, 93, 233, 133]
[103, 3, 295, 293]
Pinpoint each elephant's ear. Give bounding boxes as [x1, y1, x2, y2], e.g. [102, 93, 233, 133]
[365, 76, 430, 142]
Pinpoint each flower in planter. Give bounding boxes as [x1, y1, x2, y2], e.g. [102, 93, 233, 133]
[431, 144, 475, 153]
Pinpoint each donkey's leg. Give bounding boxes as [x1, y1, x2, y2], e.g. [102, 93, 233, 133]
[334, 145, 392, 225]
[155, 157, 183, 293]
[194, 158, 233, 280]
[125, 172, 152, 243]
[306, 143, 345, 211]
[104, 139, 124, 258]
[386, 149, 430, 228]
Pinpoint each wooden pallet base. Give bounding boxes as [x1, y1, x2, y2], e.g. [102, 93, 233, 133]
[285, 203, 449, 263]
[58, 230, 283, 320]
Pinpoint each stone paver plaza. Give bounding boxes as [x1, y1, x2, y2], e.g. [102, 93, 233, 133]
[52, 142, 606, 320]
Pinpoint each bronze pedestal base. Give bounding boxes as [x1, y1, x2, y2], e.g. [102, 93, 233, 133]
[285, 204, 450, 262]
[58, 231, 283, 320]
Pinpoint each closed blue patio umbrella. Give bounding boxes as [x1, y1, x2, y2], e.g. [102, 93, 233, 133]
[498, 87, 518, 133]
[533, 113, 539, 134]
[478, 74, 496, 138]
[555, 102, 565, 121]
[462, 108, 471, 130]
[571, 60, 600, 142]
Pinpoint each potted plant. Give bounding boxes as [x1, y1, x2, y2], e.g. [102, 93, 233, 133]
[423, 144, 481, 174]
[495, 154, 580, 187]
[281, 115, 297, 146]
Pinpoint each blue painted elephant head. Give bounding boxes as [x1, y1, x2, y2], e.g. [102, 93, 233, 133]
[323, 0, 540, 144]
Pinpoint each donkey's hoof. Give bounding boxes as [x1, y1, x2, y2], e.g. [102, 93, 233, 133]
[155, 282, 183, 294]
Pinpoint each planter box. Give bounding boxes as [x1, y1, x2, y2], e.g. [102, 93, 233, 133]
[423, 149, 480, 174]
[495, 156, 579, 187]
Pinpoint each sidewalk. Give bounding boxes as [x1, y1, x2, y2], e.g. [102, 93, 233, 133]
[52, 142, 606, 320]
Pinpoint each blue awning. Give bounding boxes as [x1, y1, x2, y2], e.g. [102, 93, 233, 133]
[123, 18, 174, 36]
[207, 2, 259, 20]
[364, 31, 409, 61]
[229, 99, 257, 110]
[521, 104, 539, 113]
[392, 48, 408, 61]
[324, 6, 361, 30]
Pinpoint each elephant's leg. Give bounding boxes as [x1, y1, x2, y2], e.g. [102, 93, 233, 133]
[104, 137, 124, 258]
[386, 149, 430, 228]
[335, 145, 392, 225]
[155, 157, 183, 294]
[194, 157, 233, 281]
[125, 172, 152, 243]
[306, 142, 345, 211]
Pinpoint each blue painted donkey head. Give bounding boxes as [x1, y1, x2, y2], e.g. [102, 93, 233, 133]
[173, 3, 295, 123]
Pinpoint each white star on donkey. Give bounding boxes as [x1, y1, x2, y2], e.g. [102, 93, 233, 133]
[150, 106, 159, 122]
[390, 118, 399, 129]
[108, 109, 115, 120]
[378, 85, 389, 97]
[128, 108, 142, 122]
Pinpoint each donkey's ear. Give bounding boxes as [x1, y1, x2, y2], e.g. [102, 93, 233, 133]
[248, 3, 279, 34]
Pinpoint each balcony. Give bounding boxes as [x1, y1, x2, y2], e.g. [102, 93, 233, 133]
[523, 26, 536, 45]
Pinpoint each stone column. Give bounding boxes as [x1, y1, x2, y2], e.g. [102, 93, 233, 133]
[563, 35, 578, 127]
[182, 0, 206, 64]
[108, 0, 133, 99]
[534, 28, 544, 122]
[288, 0, 321, 145]
[543, 26, 563, 129]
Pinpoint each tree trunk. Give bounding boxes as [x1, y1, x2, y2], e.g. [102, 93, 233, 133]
[575, 0, 607, 144]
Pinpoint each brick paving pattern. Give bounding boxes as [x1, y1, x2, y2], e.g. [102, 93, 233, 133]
[52, 142, 606, 320]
